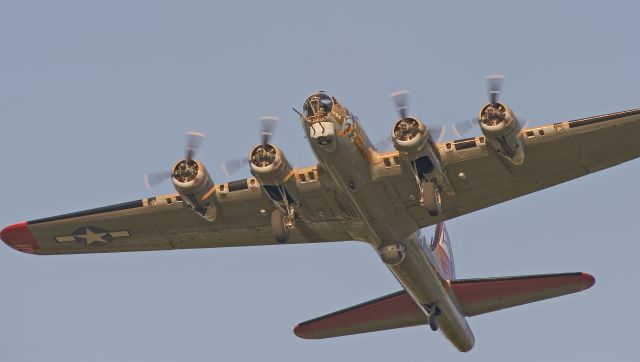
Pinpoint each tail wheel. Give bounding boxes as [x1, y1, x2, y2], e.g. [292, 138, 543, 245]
[428, 313, 439, 331]
[422, 181, 442, 217]
[271, 208, 292, 244]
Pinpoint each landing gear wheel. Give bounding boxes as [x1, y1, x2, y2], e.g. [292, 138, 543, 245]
[422, 181, 442, 217]
[428, 313, 439, 331]
[271, 208, 292, 244]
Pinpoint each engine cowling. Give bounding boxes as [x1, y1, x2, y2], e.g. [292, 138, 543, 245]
[478, 102, 525, 165]
[392, 117, 429, 158]
[391, 116, 444, 175]
[171, 159, 218, 221]
[249, 144, 300, 204]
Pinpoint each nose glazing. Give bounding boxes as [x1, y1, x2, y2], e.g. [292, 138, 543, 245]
[303, 92, 334, 119]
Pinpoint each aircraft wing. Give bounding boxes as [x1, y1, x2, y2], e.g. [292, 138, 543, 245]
[294, 272, 594, 339]
[1, 173, 352, 255]
[381, 108, 640, 227]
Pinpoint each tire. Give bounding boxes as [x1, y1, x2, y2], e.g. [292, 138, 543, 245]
[271, 208, 291, 244]
[422, 181, 442, 217]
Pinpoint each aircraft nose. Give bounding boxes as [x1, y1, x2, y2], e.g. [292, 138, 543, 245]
[1, 222, 39, 254]
[303, 92, 334, 118]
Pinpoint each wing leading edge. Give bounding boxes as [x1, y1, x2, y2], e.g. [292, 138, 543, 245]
[294, 272, 594, 339]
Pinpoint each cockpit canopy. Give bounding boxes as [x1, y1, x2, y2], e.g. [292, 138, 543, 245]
[303, 92, 334, 118]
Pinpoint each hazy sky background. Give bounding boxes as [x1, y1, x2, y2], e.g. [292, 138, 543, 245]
[1, 1, 639, 361]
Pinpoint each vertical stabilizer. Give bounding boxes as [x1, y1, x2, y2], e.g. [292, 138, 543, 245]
[433, 222, 455, 279]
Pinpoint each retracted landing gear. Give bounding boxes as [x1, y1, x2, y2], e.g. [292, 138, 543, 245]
[424, 302, 441, 331]
[271, 205, 295, 244]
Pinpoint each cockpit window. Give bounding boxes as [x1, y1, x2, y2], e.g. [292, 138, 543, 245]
[303, 92, 334, 118]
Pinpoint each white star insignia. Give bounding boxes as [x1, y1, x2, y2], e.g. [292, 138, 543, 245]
[76, 228, 109, 245]
[55, 227, 130, 245]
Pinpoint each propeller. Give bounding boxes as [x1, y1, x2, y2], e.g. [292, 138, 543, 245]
[388, 89, 451, 146]
[428, 124, 446, 143]
[143, 171, 172, 189]
[390, 90, 410, 120]
[222, 158, 249, 178]
[377, 76, 535, 152]
[485, 74, 533, 130]
[374, 122, 455, 152]
[221, 116, 280, 177]
[185, 131, 206, 162]
[143, 131, 206, 189]
[373, 136, 394, 151]
[260, 115, 279, 146]
[487, 74, 505, 105]
[451, 118, 477, 138]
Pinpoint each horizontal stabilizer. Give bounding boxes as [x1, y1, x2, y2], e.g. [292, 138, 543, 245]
[451, 272, 595, 316]
[294, 290, 425, 339]
[294, 272, 594, 339]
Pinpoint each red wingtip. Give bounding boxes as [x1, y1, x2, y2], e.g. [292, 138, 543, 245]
[580, 272, 596, 290]
[293, 324, 314, 339]
[1, 222, 39, 254]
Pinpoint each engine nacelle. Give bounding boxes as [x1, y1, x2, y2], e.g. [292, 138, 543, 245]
[392, 117, 430, 158]
[171, 159, 218, 221]
[478, 102, 525, 165]
[249, 144, 301, 204]
[391, 116, 444, 176]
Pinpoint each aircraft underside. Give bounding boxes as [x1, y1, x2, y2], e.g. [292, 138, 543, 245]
[4, 82, 630, 351]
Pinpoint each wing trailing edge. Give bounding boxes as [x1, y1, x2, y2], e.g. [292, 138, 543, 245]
[294, 272, 594, 339]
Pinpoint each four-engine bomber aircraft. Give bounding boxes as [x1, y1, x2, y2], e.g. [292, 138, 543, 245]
[2, 76, 638, 351]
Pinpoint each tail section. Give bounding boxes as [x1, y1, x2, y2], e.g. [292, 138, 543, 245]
[294, 272, 594, 339]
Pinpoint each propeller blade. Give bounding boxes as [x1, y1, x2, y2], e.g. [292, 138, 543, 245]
[452, 118, 478, 138]
[486, 74, 505, 105]
[144, 171, 172, 189]
[260, 116, 279, 145]
[428, 125, 447, 144]
[222, 158, 250, 177]
[390, 90, 410, 119]
[520, 118, 531, 129]
[185, 131, 206, 161]
[374, 136, 394, 151]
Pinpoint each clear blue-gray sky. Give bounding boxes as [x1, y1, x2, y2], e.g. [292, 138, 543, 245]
[1, 1, 638, 361]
